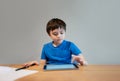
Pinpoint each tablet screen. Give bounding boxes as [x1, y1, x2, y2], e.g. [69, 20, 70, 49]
[43, 64, 79, 70]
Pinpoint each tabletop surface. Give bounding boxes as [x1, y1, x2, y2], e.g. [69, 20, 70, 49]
[4, 64, 120, 81]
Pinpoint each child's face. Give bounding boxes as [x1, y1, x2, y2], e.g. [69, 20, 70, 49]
[49, 28, 65, 45]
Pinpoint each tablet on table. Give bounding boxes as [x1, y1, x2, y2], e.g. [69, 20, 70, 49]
[43, 64, 79, 71]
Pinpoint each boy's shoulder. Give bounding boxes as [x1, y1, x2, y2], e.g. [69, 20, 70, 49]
[64, 40, 74, 44]
[64, 40, 78, 47]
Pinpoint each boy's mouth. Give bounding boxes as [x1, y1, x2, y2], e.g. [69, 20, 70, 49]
[57, 39, 62, 41]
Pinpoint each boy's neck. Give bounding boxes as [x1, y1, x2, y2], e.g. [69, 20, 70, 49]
[52, 40, 64, 47]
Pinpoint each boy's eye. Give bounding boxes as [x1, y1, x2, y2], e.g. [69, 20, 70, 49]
[61, 32, 63, 34]
[52, 32, 64, 36]
[52, 33, 58, 36]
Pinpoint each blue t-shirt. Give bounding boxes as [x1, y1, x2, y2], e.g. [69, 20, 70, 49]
[41, 40, 82, 64]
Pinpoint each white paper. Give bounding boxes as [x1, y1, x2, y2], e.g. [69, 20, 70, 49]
[0, 66, 38, 81]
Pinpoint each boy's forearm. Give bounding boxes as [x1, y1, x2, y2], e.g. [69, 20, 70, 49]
[39, 59, 46, 69]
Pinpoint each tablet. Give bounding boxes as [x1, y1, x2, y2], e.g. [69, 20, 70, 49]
[43, 64, 79, 71]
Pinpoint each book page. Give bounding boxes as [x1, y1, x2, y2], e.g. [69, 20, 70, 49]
[0, 66, 38, 81]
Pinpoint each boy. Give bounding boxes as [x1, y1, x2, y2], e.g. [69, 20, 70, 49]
[24, 18, 87, 67]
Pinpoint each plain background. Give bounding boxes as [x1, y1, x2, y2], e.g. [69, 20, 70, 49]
[0, 0, 120, 64]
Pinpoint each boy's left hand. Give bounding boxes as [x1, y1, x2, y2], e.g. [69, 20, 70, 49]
[72, 55, 88, 66]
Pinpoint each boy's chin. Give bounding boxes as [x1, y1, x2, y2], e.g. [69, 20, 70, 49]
[54, 40, 63, 44]
[57, 40, 63, 43]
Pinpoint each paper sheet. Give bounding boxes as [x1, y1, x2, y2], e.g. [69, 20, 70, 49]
[0, 66, 38, 81]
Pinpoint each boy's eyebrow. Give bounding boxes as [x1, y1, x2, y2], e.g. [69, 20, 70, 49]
[52, 31, 64, 33]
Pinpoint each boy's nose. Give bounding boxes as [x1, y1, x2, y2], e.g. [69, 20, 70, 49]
[57, 33, 61, 37]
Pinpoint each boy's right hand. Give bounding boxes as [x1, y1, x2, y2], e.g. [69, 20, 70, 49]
[23, 61, 39, 67]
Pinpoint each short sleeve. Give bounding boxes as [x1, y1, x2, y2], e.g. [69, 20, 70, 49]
[70, 42, 82, 55]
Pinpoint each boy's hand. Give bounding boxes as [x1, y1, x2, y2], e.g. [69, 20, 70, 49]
[23, 61, 39, 67]
[72, 55, 88, 66]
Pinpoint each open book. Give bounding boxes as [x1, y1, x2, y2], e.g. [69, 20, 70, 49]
[0, 66, 38, 81]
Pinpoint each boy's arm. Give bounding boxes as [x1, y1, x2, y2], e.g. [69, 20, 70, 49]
[23, 59, 46, 70]
[39, 59, 46, 70]
[40, 59, 46, 64]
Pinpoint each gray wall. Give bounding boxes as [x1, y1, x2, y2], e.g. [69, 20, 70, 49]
[0, 0, 120, 64]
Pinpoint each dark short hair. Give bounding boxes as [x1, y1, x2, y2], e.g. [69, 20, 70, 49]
[46, 18, 66, 35]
